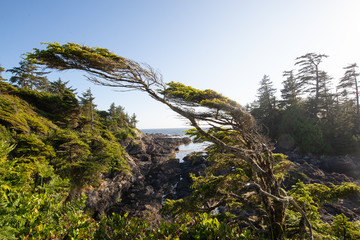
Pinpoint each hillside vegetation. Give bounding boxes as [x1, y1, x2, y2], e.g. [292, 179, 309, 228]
[0, 79, 136, 239]
[0, 46, 360, 239]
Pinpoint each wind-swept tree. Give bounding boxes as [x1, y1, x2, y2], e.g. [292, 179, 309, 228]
[27, 42, 313, 239]
[337, 63, 360, 115]
[7, 59, 49, 91]
[295, 53, 330, 116]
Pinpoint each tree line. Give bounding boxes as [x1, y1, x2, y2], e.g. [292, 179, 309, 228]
[249, 53, 359, 154]
[24, 42, 360, 239]
[0, 56, 150, 238]
[0, 60, 138, 129]
[1, 44, 360, 239]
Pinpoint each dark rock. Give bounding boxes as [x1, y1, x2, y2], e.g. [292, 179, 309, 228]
[86, 129, 192, 220]
[138, 154, 151, 162]
[284, 152, 360, 222]
[85, 172, 133, 219]
[172, 154, 209, 199]
[321, 201, 360, 222]
[87, 129, 360, 224]
[319, 155, 360, 179]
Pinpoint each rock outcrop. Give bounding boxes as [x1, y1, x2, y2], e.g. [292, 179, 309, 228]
[282, 151, 360, 222]
[87, 130, 360, 224]
[86, 130, 191, 220]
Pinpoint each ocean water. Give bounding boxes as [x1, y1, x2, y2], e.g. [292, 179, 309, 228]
[140, 128, 210, 162]
[140, 128, 190, 136]
[176, 141, 210, 162]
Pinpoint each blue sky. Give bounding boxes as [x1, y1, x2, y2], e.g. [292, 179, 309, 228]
[1, 0, 360, 128]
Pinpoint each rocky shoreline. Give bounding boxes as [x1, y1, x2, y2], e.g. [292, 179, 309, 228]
[85, 130, 360, 223]
[85, 130, 192, 220]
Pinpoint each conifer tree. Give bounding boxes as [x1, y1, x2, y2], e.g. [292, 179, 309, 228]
[281, 70, 302, 108]
[251, 75, 279, 138]
[79, 88, 96, 129]
[115, 105, 126, 118]
[295, 53, 330, 116]
[337, 63, 359, 115]
[7, 59, 49, 90]
[256, 75, 277, 117]
[28, 42, 316, 239]
[108, 102, 117, 118]
[0, 65, 6, 81]
[50, 78, 76, 96]
[130, 113, 138, 128]
[0, 65, 6, 95]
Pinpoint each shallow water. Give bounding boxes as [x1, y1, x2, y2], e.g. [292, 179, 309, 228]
[141, 128, 210, 162]
[176, 141, 210, 162]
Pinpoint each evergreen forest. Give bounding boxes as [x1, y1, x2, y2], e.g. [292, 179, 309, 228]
[0, 43, 360, 239]
[249, 53, 360, 156]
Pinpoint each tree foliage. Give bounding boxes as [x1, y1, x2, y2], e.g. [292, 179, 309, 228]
[249, 53, 360, 155]
[7, 59, 49, 91]
[338, 63, 360, 115]
[79, 88, 96, 129]
[295, 53, 331, 116]
[251, 75, 280, 139]
[27, 42, 318, 239]
[0, 77, 133, 204]
[49, 77, 77, 95]
[0, 42, 358, 239]
[0, 64, 6, 81]
[280, 70, 302, 108]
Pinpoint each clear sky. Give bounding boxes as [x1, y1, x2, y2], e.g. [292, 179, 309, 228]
[1, 0, 360, 129]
